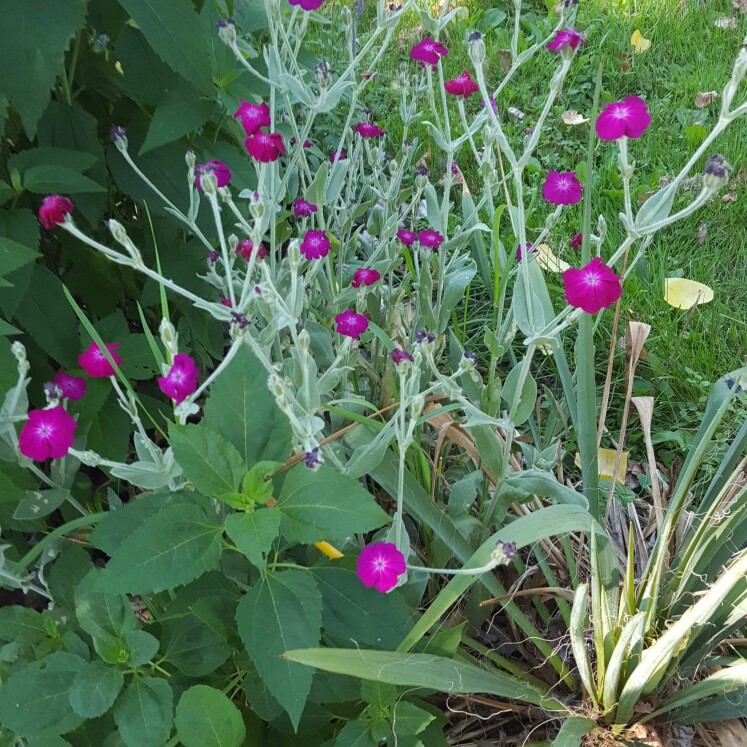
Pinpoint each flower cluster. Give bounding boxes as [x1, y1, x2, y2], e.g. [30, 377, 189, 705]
[235, 100, 286, 162]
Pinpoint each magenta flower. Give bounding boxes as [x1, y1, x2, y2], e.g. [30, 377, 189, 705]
[482, 97, 498, 114]
[158, 353, 199, 405]
[291, 137, 313, 148]
[19, 407, 77, 462]
[79, 342, 123, 378]
[244, 132, 286, 162]
[356, 542, 406, 593]
[220, 297, 233, 307]
[38, 195, 74, 229]
[51, 372, 87, 401]
[289, 0, 325, 9]
[391, 348, 414, 365]
[233, 100, 271, 136]
[410, 38, 448, 66]
[330, 149, 347, 162]
[236, 239, 267, 261]
[194, 161, 232, 191]
[570, 232, 583, 250]
[354, 122, 386, 138]
[293, 199, 318, 217]
[444, 70, 479, 99]
[351, 269, 381, 288]
[562, 257, 622, 314]
[300, 230, 331, 260]
[516, 242, 535, 261]
[397, 229, 417, 246]
[418, 229, 444, 249]
[335, 310, 369, 339]
[542, 171, 583, 205]
[546, 27, 586, 52]
[596, 96, 652, 141]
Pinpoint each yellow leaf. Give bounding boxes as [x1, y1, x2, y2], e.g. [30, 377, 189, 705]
[630, 29, 651, 53]
[314, 541, 344, 559]
[664, 278, 714, 310]
[536, 243, 570, 273]
[598, 448, 628, 484]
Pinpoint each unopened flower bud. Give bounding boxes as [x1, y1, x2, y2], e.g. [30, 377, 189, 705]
[110, 125, 127, 151]
[185, 149, 196, 170]
[315, 60, 333, 89]
[200, 171, 218, 194]
[108, 219, 129, 246]
[704, 153, 732, 189]
[11, 341, 27, 364]
[298, 330, 310, 352]
[216, 17, 236, 45]
[410, 395, 425, 419]
[468, 31, 486, 66]
[159, 319, 178, 357]
[268, 375, 285, 399]
[303, 447, 323, 470]
[249, 191, 264, 219]
[43, 382, 62, 402]
[491, 539, 517, 566]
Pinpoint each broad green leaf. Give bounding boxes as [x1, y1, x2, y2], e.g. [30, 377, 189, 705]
[283, 649, 565, 711]
[161, 615, 230, 677]
[117, 0, 214, 95]
[552, 717, 597, 746]
[140, 83, 215, 154]
[113, 677, 174, 747]
[277, 465, 389, 543]
[23, 164, 106, 193]
[392, 701, 437, 736]
[241, 460, 283, 504]
[174, 685, 246, 747]
[502, 360, 538, 426]
[70, 661, 124, 718]
[0, 237, 40, 278]
[13, 488, 70, 520]
[8, 147, 98, 174]
[334, 719, 378, 746]
[0, 606, 49, 643]
[122, 629, 160, 667]
[0, 652, 86, 736]
[225, 508, 281, 569]
[169, 423, 247, 502]
[0, 0, 88, 137]
[203, 343, 292, 465]
[438, 254, 477, 332]
[97, 503, 223, 593]
[47, 545, 91, 613]
[236, 570, 323, 729]
[494, 469, 588, 509]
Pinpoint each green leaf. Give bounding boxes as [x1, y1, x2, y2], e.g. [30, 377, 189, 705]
[236, 570, 323, 729]
[0, 606, 49, 643]
[174, 685, 246, 747]
[97, 503, 223, 593]
[0, 652, 86, 736]
[117, 0, 214, 95]
[161, 615, 230, 677]
[140, 83, 215, 154]
[23, 164, 106, 193]
[9, 147, 98, 174]
[277, 465, 389, 543]
[0, 237, 40, 278]
[552, 717, 597, 746]
[13, 488, 70, 520]
[169, 423, 247, 503]
[203, 343, 292, 466]
[241, 460, 282, 504]
[113, 677, 174, 747]
[502, 360, 538, 426]
[333, 719, 378, 747]
[391, 701, 436, 736]
[0, 0, 88, 137]
[70, 661, 124, 719]
[225, 508, 280, 569]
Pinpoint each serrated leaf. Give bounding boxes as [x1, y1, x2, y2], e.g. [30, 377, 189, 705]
[0, 606, 49, 643]
[225, 508, 280, 569]
[174, 685, 246, 747]
[277, 465, 389, 543]
[70, 661, 124, 719]
[161, 615, 230, 677]
[236, 570, 323, 729]
[113, 677, 174, 747]
[334, 719, 378, 746]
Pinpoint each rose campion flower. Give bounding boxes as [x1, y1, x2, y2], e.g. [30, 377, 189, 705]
[291, 137, 313, 148]
[79, 342, 123, 378]
[546, 27, 586, 52]
[516, 242, 535, 261]
[570, 232, 583, 250]
[418, 229, 444, 249]
[482, 97, 498, 114]
[19, 407, 77, 462]
[410, 37, 448, 66]
[235, 239, 267, 261]
[351, 268, 381, 288]
[38, 195, 74, 229]
[397, 229, 417, 246]
[244, 131, 286, 162]
[233, 100, 271, 136]
[330, 149, 347, 162]
[300, 230, 331, 260]
[354, 122, 386, 138]
[596, 96, 652, 141]
[542, 171, 583, 205]
[391, 348, 414, 365]
[335, 310, 369, 339]
[562, 257, 622, 314]
[444, 70, 479, 99]
[51, 372, 87, 401]
[293, 199, 318, 217]
[194, 161, 232, 191]
[158, 353, 199, 405]
[220, 297, 233, 307]
[289, 0, 325, 9]
[356, 542, 407, 593]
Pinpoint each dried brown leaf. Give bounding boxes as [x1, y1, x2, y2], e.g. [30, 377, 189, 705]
[722, 192, 738, 202]
[694, 90, 720, 108]
[560, 109, 589, 125]
[733, 0, 747, 13]
[696, 221, 708, 245]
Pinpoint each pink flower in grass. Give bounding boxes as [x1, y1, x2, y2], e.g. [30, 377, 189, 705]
[235, 239, 267, 261]
[289, 0, 325, 10]
[244, 132, 286, 162]
[482, 97, 498, 114]
[546, 27, 586, 52]
[397, 229, 417, 246]
[596, 96, 651, 141]
[570, 232, 583, 250]
[293, 199, 318, 217]
[356, 542, 406, 593]
[158, 353, 199, 405]
[39, 195, 74, 229]
[562, 257, 622, 314]
[391, 349, 414, 365]
[354, 122, 386, 138]
[300, 230, 331, 260]
[516, 242, 536, 261]
[543, 171, 583, 205]
[19, 407, 77, 462]
[233, 100, 271, 136]
[335, 310, 369, 339]
[51, 372, 87, 401]
[291, 137, 312, 148]
[444, 70, 479, 99]
[195, 161, 232, 191]
[418, 229, 444, 249]
[79, 342, 123, 378]
[351, 268, 381, 288]
[410, 38, 448, 66]
[330, 149, 347, 162]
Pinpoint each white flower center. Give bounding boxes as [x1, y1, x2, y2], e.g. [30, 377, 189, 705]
[613, 106, 629, 120]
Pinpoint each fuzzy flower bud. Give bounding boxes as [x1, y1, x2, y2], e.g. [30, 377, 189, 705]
[467, 31, 486, 66]
[159, 319, 179, 358]
[703, 153, 732, 190]
[110, 125, 127, 151]
[298, 329, 311, 352]
[315, 60, 333, 89]
[216, 17, 237, 45]
[185, 149, 196, 169]
[249, 191, 264, 219]
[199, 170, 218, 195]
[491, 540, 517, 566]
